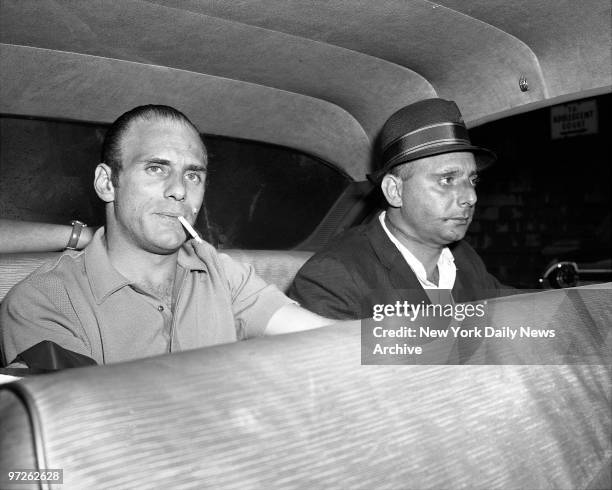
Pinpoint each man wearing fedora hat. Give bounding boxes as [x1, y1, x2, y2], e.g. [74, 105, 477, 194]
[289, 98, 504, 319]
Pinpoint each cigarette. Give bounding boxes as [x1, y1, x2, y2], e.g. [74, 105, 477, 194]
[178, 216, 203, 243]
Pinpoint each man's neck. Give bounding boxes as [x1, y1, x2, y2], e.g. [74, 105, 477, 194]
[104, 231, 179, 288]
[384, 211, 443, 283]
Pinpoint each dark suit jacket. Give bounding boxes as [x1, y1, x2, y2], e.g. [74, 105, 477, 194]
[289, 218, 505, 319]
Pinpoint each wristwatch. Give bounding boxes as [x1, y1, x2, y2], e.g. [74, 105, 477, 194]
[66, 220, 88, 250]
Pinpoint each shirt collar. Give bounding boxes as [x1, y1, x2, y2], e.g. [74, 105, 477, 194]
[84, 228, 131, 304]
[177, 241, 209, 272]
[379, 211, 456, 289]
[84, 228, 207, 304]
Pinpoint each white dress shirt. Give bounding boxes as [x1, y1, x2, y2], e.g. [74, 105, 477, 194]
[379, 211, 456, 302]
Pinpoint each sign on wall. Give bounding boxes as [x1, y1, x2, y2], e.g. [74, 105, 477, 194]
[551, 99, 598, 139]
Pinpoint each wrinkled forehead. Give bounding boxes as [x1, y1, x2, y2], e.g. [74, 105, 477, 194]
[121, 116, 207, 162]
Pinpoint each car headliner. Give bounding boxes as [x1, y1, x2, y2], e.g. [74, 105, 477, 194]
[1, 0, 610, 179]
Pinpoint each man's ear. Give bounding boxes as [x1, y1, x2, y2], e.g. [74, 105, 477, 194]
[94, 163, 115, 203]
[380, 174, 403, 208]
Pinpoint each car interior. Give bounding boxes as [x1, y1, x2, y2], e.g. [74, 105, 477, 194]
[0, 1, 611, 489]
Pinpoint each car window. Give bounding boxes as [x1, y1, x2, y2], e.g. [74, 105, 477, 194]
[0, 116, 350, 250]
[466, 93, 610, 288]
[203, 136, 349, 249]
[0, 117, 105, 225]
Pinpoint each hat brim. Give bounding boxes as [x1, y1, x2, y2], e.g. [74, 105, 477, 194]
[367, 144, 496, 184]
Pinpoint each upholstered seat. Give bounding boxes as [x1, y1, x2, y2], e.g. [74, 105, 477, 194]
[0, 286, 611, 489]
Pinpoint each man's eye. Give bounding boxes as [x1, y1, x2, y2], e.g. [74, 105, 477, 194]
[440, 176, 454, 185]
[185, 172, 203, 184]
[146, 165, 165, 174]
[470, 176, 480, 186]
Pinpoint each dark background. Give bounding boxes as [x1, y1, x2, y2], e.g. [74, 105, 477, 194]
[467, 93, 610, 287]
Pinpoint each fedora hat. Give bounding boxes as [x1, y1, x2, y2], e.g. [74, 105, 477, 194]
[369, 98, 495, 183]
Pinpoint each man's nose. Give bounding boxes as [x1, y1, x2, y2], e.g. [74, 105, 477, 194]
[165, 173, 186, 201]
[458, 181, 477, 207]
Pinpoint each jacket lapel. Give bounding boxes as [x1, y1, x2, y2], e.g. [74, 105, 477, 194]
[450, 244, 478, 303]
[364, 218, 431, 305]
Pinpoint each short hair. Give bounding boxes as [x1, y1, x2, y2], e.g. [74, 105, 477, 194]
[101, 105, 204, 186]
[388, 161, 415, 181]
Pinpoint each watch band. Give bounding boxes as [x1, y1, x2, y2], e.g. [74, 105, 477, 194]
[66, 220, 87, 250]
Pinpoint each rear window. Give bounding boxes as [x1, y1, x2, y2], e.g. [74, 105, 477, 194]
[466, 93, 610, 287]
[0, 116, 349, 249]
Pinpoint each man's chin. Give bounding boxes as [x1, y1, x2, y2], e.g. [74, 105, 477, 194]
[145, 233, 186, 254]
[439, 228, 467, 244]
